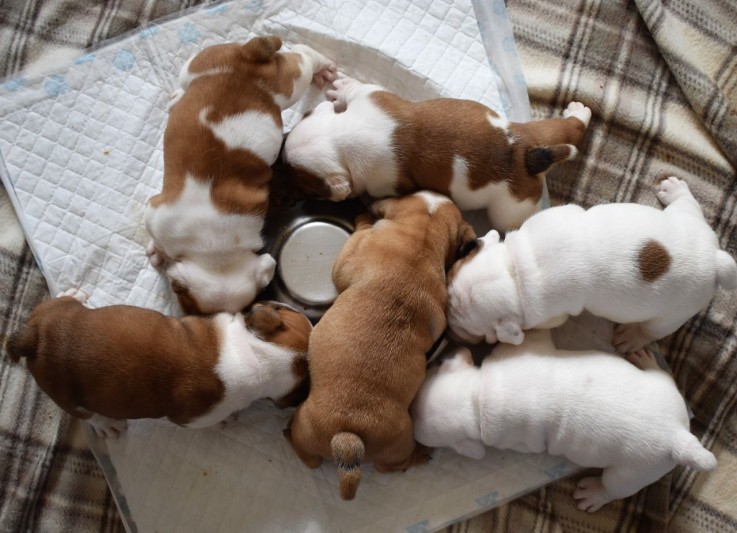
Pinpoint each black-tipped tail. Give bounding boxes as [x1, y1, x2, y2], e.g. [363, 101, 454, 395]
[525, 144, 578, 175]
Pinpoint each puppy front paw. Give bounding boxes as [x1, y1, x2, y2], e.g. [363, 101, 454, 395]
[57, 288, 88, 303]
[657, 176, 691, 206]
[612, 323, 651, 354]
[312, 61, 337, 89]
[626, 348, 660, 371]
[563, 101, 592, 128]
[87, 415, 127, 439]
[573, 477, 611, 513]
[146, 240, 166, 268]
[326, 175, 352, 201]
[326, 77, 360, 112]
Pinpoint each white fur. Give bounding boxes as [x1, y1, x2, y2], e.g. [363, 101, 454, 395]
[411, 331, 716, 512]
[145, 174, 274, 313]
[447, 177, 737, 351]
[199, 106, 282, 165]
[416, 190, 451, 214]
[186, 313, 305, 428]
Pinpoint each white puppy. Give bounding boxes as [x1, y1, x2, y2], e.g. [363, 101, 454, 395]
[411, 330, 716, 512]
[447, 177, 737, 351]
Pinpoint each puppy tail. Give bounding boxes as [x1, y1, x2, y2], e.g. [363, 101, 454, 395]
[331, 431, 365, 500]
[715, 250, 737, 290]
[4, 324, 38, 363]
[672, 431, 717, 472]
[524, 144, 578, 175]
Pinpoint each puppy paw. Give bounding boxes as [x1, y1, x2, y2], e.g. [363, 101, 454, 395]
[612, 323, 651, 354]
[146, 240, 166, 268]
[657, 176, 691, 207]
[573, 477, 610, 513]
[326, 175, 352, 201]
[168, 88, 185, 111]
[626, 348, 660, 371]
[87, 415, 127, 439]
[563, 101, 592, 128]
[326, 77, 359, 112]
[57, 288, 88, 303]
[312, 61, 337, 89]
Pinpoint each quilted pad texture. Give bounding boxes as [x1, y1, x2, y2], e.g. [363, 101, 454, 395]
[0, 0, 580, 530]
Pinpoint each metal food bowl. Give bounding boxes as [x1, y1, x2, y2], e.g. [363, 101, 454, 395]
[259, 197, 366, 323]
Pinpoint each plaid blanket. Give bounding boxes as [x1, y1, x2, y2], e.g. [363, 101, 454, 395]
[1, 0, 735, 531]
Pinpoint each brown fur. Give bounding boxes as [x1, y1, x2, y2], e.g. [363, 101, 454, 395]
[638, 239, 672, 283]
[284, 194, 476, 500]
[147, 37, 307, 217]
[5, 298, 311, 424]
[285, 92, 587, 206]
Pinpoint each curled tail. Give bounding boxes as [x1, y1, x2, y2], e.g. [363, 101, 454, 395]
[672, 431, 716, 471]
[524, 144, 578, 175]
[331, 432, 365, 500]
[716, 250, 737, 290]
[4, 325, 38, 363]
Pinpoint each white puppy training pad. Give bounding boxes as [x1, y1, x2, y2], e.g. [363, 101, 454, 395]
[0, 0, 585, 530]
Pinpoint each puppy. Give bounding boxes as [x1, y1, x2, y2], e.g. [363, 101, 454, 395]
[4, 289, 312, 437]
[145, 36, 337, 314]
[283, 76, 591, 231]
[447, 177, 737, 351]
[411, 330, 717, 512]
[284, 191, 476, 500]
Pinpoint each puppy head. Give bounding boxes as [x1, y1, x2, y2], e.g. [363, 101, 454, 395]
[447, 229, 524, 345]
[167, 252, 276, 314]
[411, 347, 479, 450]
[245, 301, 313, 408]
[371, 192, 477, 268]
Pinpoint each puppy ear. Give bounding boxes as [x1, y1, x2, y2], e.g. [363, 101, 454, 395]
[370, 197, 397, 220]
[257, 254, 277, 289]
[524, 144, 577, 175]
[480, 229, 500, 245]
[243, 35, 282, 62]
[496, 319, 524, 345]
[456, 222, 478, 259]
[246, 303, 284, 335]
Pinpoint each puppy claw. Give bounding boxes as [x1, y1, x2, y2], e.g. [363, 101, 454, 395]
[312, 61, 337, 89]
[57, 288, 88, 303]
[626, 348, 659, 371]
[612, 323, 650, 354]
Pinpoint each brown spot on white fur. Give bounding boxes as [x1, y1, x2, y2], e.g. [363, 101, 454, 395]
[638, 239, 671, 282]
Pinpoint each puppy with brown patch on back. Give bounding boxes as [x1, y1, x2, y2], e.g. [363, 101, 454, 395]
[284, 191, 477, 501]
[3, 289, 312, 438]
[446, 177, 737, 352]
[282, 76, 591, 231]
[145, 36, 337, 314]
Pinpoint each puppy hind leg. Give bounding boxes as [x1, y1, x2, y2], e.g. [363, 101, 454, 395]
[574, 464, 668, 512]
[613, 314, 691, 354]
[657, 176, 705, 219]
[373, 417, 433, 473]
[283, 412, 324, 469]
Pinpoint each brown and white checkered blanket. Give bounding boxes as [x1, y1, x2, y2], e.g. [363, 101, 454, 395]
[1, 0, 735, 531]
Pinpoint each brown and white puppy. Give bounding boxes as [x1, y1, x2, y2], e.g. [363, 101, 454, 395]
[283, 76, 591, 231]
[145, 36, 337, 314]
[4, 289, 312, 437]
[284, 191, 476, 500]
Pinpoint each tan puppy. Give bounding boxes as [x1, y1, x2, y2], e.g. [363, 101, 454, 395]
[145, 36, 337, 314]
[284, 191, 476, 500]
[4, 289, 312, 436]
[283, 77, 591, 231]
